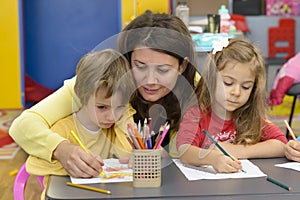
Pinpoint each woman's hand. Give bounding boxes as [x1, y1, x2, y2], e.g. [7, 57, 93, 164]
[53, 141, 103, 178]
[285, 140, 300, 162]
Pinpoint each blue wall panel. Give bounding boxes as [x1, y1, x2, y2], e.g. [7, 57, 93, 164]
[24, 0, 121, 89]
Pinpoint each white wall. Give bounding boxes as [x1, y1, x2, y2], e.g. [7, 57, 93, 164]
[245, 16, 300, 57]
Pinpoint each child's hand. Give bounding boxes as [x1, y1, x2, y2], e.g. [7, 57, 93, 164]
[211, 151, 242, 173]
[119, 156, 132, 168]
[53, 141, 103, 178]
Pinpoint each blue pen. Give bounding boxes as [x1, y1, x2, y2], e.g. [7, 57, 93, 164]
[202, 129, 246, 173]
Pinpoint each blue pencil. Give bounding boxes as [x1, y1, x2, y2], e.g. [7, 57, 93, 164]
[202, 129, 246, 173]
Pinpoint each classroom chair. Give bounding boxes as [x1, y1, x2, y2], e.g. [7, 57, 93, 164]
[285, 83, 300, 138]
[268, 18, 295, 60]
[13, 162, 44, 200]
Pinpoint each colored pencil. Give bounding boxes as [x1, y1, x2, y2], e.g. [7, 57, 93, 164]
[125, 134, 136, 149]
[70, 130, 105, 176]
[66, 182, 111, 194]
[70, 130, 89, 153]
[202, 129, 246, 173]
[133, 125, 146, 149]
[155, 124, 170, 149]
[127, 124, 141, 149]
[284, 120, 297, 140]
[267, 177, 292, 191]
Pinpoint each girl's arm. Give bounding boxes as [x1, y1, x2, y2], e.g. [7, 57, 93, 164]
[285, 140, 300, 162]
[177, 107, 241, 173]
[9, 77, 80, 161]
[218, 120, 287, 159]
[178, 144, 242, 173]
[218, 139, 285, 159]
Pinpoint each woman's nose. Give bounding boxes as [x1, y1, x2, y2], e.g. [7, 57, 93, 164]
[146, 70, 158, 84]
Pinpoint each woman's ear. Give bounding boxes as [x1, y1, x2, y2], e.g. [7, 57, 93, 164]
[179, 57, 189, 74]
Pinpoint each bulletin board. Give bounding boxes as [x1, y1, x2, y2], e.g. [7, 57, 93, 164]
[0, 0, 23, 109]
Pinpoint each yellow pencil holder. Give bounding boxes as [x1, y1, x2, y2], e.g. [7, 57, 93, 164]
[132, 149, 161, 188]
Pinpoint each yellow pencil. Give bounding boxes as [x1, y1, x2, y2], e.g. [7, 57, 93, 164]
[9, 169, 18, 176]
[284, 120, 297, 140]
[70, 130, 106, 177]
[66, 182, 111, 195]
[70, 130, 90, 153]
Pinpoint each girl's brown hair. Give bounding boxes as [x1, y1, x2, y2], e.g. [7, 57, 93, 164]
[196, 38, 267, 144]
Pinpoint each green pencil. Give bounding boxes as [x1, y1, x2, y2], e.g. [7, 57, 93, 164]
[202, 129, 246, 173]
[267, 177, 292, 191]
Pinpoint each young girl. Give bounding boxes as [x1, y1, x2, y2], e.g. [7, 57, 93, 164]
[26, 49, 136, 198]
[177, 38, 288, 173]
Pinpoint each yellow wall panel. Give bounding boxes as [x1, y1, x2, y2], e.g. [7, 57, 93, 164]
[122, 0, 170, 29]
[0, 0, 22, 108]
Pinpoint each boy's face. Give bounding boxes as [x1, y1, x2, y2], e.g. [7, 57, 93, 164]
[213, 62, 255, 120]
[85, 89, 125, 130]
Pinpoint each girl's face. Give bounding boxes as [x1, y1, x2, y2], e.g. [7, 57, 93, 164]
[83, 89, 125, 131]
[131, 48, 186, 102]
[214, 62, 255, 120]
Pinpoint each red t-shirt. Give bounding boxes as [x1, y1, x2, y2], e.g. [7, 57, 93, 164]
[177, 107, 287, 150]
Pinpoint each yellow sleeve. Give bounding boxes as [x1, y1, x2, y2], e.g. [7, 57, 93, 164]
[26, 116, 76, 177]
[26, 155, 68, 177]
[9, 77, 81, 161]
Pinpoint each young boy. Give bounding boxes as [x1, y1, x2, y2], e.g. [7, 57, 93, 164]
[25, 49, 136, 199]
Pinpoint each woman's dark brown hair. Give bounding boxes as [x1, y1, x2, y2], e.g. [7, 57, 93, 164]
[118, 11, 198, 146]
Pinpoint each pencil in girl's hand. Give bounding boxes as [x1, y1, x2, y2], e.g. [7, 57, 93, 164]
[284, 120, 297, 140]
[202, 129, 246, 173]
[202, 129, 229, 157]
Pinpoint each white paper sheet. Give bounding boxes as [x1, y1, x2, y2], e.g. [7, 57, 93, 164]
[275, 162, 300, 172]
[71, 158, 133, 184]
[173, 159, 266, 181]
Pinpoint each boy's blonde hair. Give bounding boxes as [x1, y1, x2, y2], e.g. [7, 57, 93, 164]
[74, 49, 136, 106]
[196, 38, 267, 144]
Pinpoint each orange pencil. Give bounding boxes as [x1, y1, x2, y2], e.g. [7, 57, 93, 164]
[133, 126, 146, 149]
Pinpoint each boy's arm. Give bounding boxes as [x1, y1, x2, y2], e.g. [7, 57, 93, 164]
[9, 77, 80, 161]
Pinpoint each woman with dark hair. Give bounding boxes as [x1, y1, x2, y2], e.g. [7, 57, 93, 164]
[9, 11, 199, 178]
